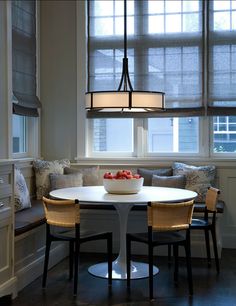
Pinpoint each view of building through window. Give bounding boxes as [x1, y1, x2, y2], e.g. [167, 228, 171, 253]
[148, 117, 199, 153]
[213, 116, 236, 153]
[93, 116, 236, 154]
[93, 119, 133, 152]
[12, 115, 27, 154]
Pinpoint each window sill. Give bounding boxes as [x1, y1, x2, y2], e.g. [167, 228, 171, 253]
[73, 156, 236, 168]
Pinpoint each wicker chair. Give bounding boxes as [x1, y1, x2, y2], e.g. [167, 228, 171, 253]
[42, 197, 113, 296]
[190, 187, 221, 273]
[126, 200, 194, 300]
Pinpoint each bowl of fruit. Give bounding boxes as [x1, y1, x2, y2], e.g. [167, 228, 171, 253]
[103, 170, 144, 194]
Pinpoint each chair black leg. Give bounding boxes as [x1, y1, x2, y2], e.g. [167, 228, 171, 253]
[73, 238, 80, 296]
[74, 224, 80, 296]
[42, 236, 51, 288]
[69, 241, 74, 280]
[173, 244, 179, 284]
[204, 229, 211, 267]
[148, 243, 154, 300]
[185, 232, 193, 296]
[211, 227, 220, 273]
[168, 245, 172, 268]
[126, 235, 131, 288]
[107, 233, 113, 286]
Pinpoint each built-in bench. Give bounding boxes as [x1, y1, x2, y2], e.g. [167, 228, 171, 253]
[14, 199, 225, 236]
[13, 162, 68, 294]
[15, 200, 46, 236]
[13, 161, 226, 295]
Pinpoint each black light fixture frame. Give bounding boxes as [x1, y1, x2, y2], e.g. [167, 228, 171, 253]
[117, 0, 132, 93]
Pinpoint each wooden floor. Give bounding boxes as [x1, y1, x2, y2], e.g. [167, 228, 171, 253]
[11, 249, 236, 306]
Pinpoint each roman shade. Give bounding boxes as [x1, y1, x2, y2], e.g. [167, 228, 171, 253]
[12, 0, 41, 117]
[207, 0, 236, 116]
[87, 0, 236, 118]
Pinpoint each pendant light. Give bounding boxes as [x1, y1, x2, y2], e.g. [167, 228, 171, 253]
[86, 0, 165, 116]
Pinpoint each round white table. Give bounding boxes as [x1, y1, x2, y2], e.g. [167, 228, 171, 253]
[50, 186, 197, 280]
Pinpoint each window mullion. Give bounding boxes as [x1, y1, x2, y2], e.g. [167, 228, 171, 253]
[134, 118, 145, 157]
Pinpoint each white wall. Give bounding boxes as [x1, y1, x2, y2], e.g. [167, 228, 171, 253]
[40, 0, 77, 160]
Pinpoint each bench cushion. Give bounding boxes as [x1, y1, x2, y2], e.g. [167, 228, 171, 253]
[15, 200, 46, 236]
[14, 199, 225, 236]
[80, 200, 225, 213]
[193, 200, 225, 214]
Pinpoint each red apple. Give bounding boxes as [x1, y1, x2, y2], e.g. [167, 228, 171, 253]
[116, 170, 124, 178]
[116, 169, 134, 179]
[103, 172, 113, 179]
[127, 170, 132, 176]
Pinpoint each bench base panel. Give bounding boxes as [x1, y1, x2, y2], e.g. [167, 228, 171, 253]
[14, 225, 68, 295]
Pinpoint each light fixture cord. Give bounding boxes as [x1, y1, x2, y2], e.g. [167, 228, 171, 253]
[124, 0, 127, 60]
[118, 0, 133, 92]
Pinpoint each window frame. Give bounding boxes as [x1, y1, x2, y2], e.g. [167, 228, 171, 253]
[143, 116, 206, 158]
[211, 116, 236, 157]
[12, 115, 40, 159]
[11, 0, 40, 159]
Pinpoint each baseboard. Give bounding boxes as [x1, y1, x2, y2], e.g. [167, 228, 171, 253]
[0, 277, 17, 300]
[15, 243, 68, 294]
[222, 233, 236, 249]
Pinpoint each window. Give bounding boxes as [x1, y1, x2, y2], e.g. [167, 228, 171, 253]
[213, 116, 236, 153]
[11, 0, 40, 157]
[208, 1, 236, 108]
[148, 117, 199, 153]
[89, 0, 202, 109]
[12, 115, 27, 154]
[92, 119, 133, 153]
[210, 1, 236, 154]
[87, 0, 236, 158]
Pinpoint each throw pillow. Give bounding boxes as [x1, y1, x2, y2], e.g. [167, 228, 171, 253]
[14, 167, 31, 212]
[49, 173, 83, 191]
[137, 168, 173, 186]
[64, 166, 100, 186]
[172, 162, 216, 202]
[152, 174, 186, 189]
[33, 159, 70, 199]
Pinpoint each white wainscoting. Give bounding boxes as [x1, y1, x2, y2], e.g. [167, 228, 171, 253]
[219, 171, 236, 248]
[14, 224, 68, 293]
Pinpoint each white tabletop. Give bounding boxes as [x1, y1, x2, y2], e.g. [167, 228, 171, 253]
[50, 185, 197, 204]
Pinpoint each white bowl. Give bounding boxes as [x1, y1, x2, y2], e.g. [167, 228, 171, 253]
[103, 177, 144, 194]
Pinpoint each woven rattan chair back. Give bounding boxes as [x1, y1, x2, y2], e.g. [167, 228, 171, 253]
[205, 187, 220, 212]
[42, 196, 80, 228]
[147, 200, 194, 232]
